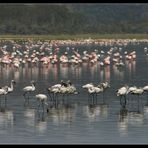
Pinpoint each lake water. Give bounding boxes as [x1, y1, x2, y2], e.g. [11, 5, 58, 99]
[0, 41, 148, 144]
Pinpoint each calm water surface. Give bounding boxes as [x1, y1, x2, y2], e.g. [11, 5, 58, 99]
[0, 42, 148, 144]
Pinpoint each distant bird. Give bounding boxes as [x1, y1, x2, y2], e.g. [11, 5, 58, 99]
[116, 85, 129, 105]
[35, 94, 48, 112]
[99, 82, 110, 93]
[7, 80, 16, 94]
[82, 83, 94, 89]
[47, 86, 60, 101]
[61, 80, 68, 87]
[0, 86, 9, 106]
[82, 83, 95, 98]
[129, 87, 144, 97]
[82, 83, 104, 101]
[23, 80, 36, 102]
[143, 85, 148, 96]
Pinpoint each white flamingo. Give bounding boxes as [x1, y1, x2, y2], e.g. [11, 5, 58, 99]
[99, 82, 110, 92]
[82, 83, 94, 89]
[47, 80, 67, 101]
[143, 85, 148, 96]
[129, 87, 144, 97]
[23, 80, 36, 102]
[47, 86, 60, 101]
[7, 80, 16, 93]
[0, 86, 9, 106]
[35, 94, 48, 112]
[116, 85, 129, 105]
[83, 83, 104, 101]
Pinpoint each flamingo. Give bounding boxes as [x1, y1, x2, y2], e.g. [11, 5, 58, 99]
[0, 86, 9, 106]
[116, 85, 129, 105]
[7, 80, 16, 93]
[35, 94, 48, 112]
[87, 86, 96, 98]
[23, 80, 36, 103]
[66, 81, 79, 95]
[82, 83, 104, 102]
[129, 87, 144, 97]
[82, 83, 94, 89]
[47, 80, 67, 101]
[82, 83, 95, 97]
[99, 82, 110, 92]
[143, 85, 148, 96]
[97, 82, 110, 99]
[47, 86, 60, 101]
[93, 85, 104, 100]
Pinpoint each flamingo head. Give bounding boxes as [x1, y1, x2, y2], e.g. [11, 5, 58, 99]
[11, 80, 16, 84]
[31, 80, 35, 85]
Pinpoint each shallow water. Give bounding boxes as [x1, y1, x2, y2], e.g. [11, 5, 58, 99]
[0, 42, 148, 144]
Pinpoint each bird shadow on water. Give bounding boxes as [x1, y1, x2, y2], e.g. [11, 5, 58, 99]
[118, 96, 144, 130]
[88, 94, 108, 106]
[120, 95, 143, 114]
[0, 105, 14, 130]
[85, 95, 109, 121]
[35, 111, 48, 134]
[46, 99, 75, 124]
[36, 110, 47, 122]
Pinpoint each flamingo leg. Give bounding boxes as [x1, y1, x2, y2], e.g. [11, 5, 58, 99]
[47, 92, 52, 101]
[92, 94, 94, 104]
[120, 96, 122, 106]
[23, 92, 27, 102]
[27, 94, 30, 105]
[124, 95, 126, 105]
[42, 102, 44, 112]
[4, 95, 7, 108]
[37, 103, 40, 111]
[0, 97, 1, 107]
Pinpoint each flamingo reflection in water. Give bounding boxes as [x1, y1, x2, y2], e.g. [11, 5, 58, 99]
[118, 91, 144, 136]
[118, 102, 128, 136]
[24, 107, 35, 126]
[0, 107, 14, 132]
[35, 111, 48, 134]
[47, 99, 75, 125]
[83, 102, 108, 122]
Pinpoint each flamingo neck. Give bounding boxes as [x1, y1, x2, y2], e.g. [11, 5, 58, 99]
[11, 82, 14, 90]
[32, 84, 35, 89]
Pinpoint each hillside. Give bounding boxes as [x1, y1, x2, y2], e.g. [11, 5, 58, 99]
[0, 3, 148, 34]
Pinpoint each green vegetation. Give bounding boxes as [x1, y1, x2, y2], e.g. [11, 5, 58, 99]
[1, 34, 148, 40]
[0, 3, 148, 35]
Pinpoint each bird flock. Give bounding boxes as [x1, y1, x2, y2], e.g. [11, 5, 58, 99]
[0, 38, 147, 70]
[0, 79, 148, 113]
[117, 85, 148, 106]
[0, 38, 148, 113]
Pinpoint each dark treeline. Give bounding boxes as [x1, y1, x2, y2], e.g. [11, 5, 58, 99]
[0, 3, 148, 35]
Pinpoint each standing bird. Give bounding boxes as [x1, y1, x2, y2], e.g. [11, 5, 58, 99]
[98, 82, 110, 97]
[0, 86, 9, 106]
[116, 85, 129, 105]
[7, 80, 16, 94]
[35, 94, 48, 112]
[143, 85, 148, 96]
[129, 87, 144, 98]
[23, 81, 36, 103]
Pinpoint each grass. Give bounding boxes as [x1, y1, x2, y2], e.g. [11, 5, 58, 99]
[0, 34, 148, 40]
